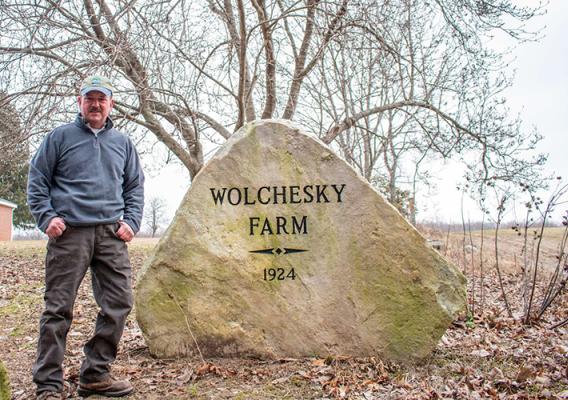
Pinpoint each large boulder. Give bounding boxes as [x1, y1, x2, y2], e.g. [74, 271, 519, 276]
[136, 120, 466, 362]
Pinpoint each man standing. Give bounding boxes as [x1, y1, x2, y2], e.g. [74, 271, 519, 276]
[27, 75, 144, 399]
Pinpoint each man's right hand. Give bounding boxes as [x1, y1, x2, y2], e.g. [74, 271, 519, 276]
[46, 217, 66, 239]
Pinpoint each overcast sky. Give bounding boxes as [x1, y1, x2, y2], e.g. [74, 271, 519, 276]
[508, 0, 568, 179]
[417, 0, 568, 223]
[145, 0, 568, 225]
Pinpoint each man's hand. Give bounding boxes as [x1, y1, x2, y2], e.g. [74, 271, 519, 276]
[116, 221, 134, 242]
[46, 217, 66, 239]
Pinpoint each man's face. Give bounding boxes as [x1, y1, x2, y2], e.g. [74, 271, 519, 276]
[77, 91, 114, 129]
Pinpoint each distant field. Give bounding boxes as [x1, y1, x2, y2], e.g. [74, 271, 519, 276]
[2, 227, 566, 272]
[424, 226, 567, 274]
[0, 237, 160, 257]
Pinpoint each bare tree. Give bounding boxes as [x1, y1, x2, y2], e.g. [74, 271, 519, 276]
[299, 0, 546, 220]
[144, 196, 167, 238]
[0, 92, 34, 227]
[0, 0, 546, 207]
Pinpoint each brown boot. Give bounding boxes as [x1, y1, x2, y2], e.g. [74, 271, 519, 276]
[77, 376, 134, 397]
[36, 392, 61, 400]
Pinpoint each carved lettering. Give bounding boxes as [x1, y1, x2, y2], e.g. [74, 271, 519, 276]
[210, 184, 346, 206]
[332, 184, 346, 202]
[249, 215, 308, 236]
[290, 186, 301, 204]
[276, 216, 288, 234]
[244, 187, 256, 205]
[219, 184, 342, 239]
[316, 185, 330, 203]
[258, 186, 271, 204]
[303, 185, 314, 203]
[260, 218, 273, 235]
[273, 186, 287, 204]
[210, 187, 227, 205]
[249, 217, 260, 235]
[292, 215, 308, 234]
[227, 187, 242, 205]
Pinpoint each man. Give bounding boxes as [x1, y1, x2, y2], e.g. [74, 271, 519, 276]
[27, 75, 144, 399]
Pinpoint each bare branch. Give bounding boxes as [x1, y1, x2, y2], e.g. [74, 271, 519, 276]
[251, 0, 277, 119]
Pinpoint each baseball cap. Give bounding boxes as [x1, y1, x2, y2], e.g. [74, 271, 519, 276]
[80, 75, 114, 97]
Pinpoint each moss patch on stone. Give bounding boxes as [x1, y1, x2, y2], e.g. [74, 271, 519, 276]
[0, 360, 10, 400]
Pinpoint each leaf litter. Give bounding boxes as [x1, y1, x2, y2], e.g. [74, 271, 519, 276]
[0, 239, 566, 399]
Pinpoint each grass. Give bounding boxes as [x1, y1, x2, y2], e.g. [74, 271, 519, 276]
[0, 237, 159, 254]
[0, 289, 42, 318]
[0, 240, 47, 257]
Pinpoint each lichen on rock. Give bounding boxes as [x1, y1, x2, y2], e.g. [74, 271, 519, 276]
[0, 360, 10, 400]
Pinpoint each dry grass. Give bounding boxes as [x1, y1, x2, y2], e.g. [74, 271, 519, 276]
[424, 226, 567, 275]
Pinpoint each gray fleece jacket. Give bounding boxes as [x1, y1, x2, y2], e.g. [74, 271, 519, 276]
[28, 114, 145, 233]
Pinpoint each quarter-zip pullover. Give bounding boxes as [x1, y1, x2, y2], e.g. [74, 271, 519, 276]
[28, 114, 144, 233]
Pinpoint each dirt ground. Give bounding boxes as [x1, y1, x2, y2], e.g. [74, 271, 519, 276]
[0, 235, 566, 399]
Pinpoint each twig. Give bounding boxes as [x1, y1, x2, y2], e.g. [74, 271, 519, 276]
[167, 292, 206, 364]
[494, 194, 513, 318]
[549, 317, 568, 330]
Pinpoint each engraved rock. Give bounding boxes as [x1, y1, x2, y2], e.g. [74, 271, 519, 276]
[135, 120, 466, 361]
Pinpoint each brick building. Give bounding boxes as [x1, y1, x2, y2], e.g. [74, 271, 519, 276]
[0, 199, 17, 241]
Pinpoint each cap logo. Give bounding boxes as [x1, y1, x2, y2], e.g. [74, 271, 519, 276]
[80, 75, 114, 97]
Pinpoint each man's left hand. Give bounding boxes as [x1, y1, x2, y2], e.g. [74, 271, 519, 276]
[116, 221, 134, 242]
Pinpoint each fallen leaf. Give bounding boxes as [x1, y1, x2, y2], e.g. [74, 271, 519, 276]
[471, 349, 491, 357]
[270, 376, 290, 385]
[515, 366, 534, 383]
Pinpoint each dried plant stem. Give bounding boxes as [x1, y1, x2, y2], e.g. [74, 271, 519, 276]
[460, 192, 472, 316]
[460, 192, 467, 276]
[524, 212, 547, 323]
[467, 218, 476, 316]
[494, 196, 513, 318]
[549, 317, 568, 330]
[537, 224, 568, 320]
[479, 216, 486, 312]
[168, 292, 206, 364]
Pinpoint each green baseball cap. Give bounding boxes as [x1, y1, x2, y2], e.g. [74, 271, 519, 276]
[80, 75, 114, 97]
